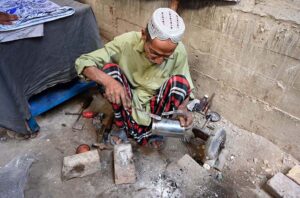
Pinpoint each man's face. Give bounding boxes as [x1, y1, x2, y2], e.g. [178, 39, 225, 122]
[143, 35, 177, 65]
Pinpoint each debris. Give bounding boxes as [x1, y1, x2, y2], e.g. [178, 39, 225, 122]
[114, 144, 136, 184]
[265, 172, 300, 198]
[282, 154, 292, 165]
[287, 165, 300, 185]
[253, 158, 258, 164]
[203, 163, 211, 170]
[216, 172, 223, 181]
[230, 155, 235, 161]
[62, 150, 101, 181]
[263, 160, 269, 165]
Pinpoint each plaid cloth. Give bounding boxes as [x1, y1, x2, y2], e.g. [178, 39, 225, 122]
[102, 63, 191, 144]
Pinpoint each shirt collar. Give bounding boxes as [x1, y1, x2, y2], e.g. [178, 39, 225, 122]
[134, 37, 175, 59]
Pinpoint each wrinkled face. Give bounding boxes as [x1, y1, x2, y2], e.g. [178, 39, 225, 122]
[142, 30, 177, 65]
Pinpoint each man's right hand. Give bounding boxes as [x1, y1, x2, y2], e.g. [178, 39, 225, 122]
[83, 66, 131, 110]
[102, 75, 131, 110]
[0, 12, 18, 25]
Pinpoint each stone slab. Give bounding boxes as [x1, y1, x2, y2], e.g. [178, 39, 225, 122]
[287, 165, 300, 185]
[265, 172, 300, 198]
[114, 144, 136, 184]
[177, 154, 206, 178]
[62, 150, 101, 181]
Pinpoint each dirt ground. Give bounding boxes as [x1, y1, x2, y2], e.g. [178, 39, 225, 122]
[0, 92, 298, 198]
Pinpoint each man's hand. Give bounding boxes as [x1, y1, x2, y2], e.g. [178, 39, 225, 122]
[0, 12, 18, 25]
[102, 75, 131, 110]
[83, 66, 131, 110]
[178, 97, 193, 128]
[178, 107, 193, 128]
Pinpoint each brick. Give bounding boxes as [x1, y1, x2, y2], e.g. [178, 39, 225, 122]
[62, 150, 101, 181]
[287, 165, 300, 185]
[114, 144, 136, 184]
[265, 172, 300, 198]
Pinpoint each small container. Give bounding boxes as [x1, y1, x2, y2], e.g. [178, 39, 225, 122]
[76, 144, 91, 154]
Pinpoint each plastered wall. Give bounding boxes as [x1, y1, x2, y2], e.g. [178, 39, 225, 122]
[80, 0, 300, 159]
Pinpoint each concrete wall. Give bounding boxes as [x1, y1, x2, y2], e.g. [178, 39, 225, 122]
[81, 0, 300, 159]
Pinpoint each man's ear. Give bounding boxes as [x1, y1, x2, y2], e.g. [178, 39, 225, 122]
[141, 29, 147, 41]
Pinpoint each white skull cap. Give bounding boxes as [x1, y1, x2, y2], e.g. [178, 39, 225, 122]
[148, 8, 185, 43]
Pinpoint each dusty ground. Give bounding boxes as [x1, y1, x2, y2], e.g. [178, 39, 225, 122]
[0, 92, 298, 198]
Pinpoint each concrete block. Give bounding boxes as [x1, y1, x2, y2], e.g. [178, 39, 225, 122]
[62, 150, 101, 181]
[265, 172, 300, 198]
[114, 144, 136, 184]
[177, 154, 206, 177]
[287, 165, 300, 185]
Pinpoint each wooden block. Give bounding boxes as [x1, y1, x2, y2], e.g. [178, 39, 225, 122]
[62, 150, 101, 180]
[265, 172, 300, 198]
[114, 144, 136, 184]
[287, 165, 300, 185]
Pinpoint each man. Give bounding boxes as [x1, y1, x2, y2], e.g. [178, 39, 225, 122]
[75, 8, 194, 147]
[0, 12, 18, 25]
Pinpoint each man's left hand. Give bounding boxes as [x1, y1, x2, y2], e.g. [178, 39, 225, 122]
[178, 104, 193, 128]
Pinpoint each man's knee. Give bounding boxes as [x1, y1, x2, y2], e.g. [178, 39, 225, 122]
[168, 75, 190, 91]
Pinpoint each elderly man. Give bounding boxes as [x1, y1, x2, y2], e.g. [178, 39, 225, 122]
[75, 8, 194, 147]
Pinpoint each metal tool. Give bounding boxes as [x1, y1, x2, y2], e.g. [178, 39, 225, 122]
[92, 111, 114, 143]
[201, 111, 221, 129]
[65, 111, 97, 118]
[72, 96, 93, 131]
[133, 107, 162, 120]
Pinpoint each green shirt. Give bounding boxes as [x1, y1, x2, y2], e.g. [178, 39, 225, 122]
[75, 31, 194, 126]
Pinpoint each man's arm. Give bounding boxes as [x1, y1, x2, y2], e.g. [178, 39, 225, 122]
[76, 36, 131, 109]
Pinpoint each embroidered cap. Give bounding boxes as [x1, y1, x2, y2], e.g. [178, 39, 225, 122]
[147, 8, 185, 43]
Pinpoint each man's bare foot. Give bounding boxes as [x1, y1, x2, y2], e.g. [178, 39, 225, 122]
[111, 135, 122, 145]
[108, 129, 129, 145]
